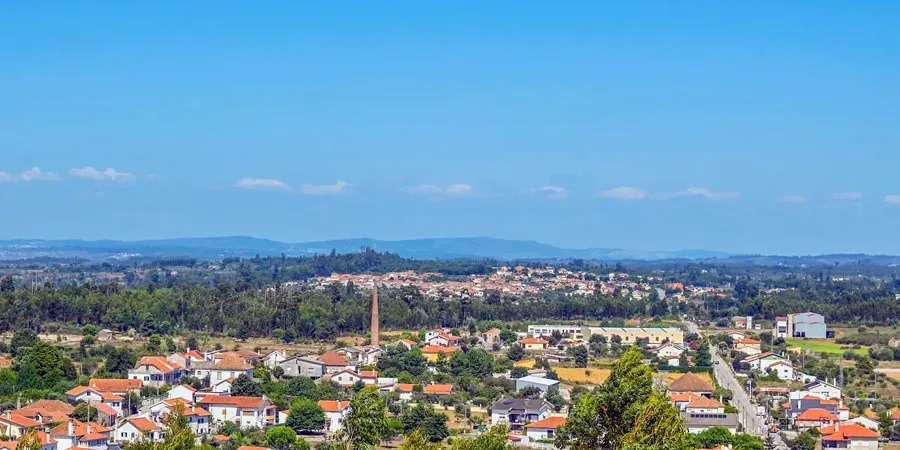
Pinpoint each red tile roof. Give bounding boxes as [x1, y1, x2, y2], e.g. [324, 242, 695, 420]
[421, 345, 461, 354]
[797, 409, 838, 421]
[820, 423, 880, 440]
[519, 337, 548, 345]
[686, 396, 724, 409]
[94, 403, 118, 417]
[396, 384, 414, 393]
[0, 413, 42, 428]
[423, 384, 453, 395]
[198, 396, 266, 409]
[135, 356, 180, 373]
[214, 355, 252, 370]
[89, 378, 143, 392]
[525, 416, 566, 429]
[319, 351, 348, 367]
[317, 400, 349, 412]
[668, 373, 714, 393]
[128, 417, 160, 432]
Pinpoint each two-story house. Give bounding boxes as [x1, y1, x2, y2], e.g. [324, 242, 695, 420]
[198, 396, 273, 429]
[128, 357, 182, 387]
[318, 401, 350, 434]
[489, 398, 552, 431]
[278, 357, 327, 379]
[115, 417, 163, 444]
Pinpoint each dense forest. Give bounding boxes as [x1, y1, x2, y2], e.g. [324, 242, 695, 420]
[0, 278, 661, 339]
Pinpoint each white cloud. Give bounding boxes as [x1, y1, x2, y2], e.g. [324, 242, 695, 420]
[779, 195, 808, 204]
[596, 186, 648, 200]
[828, 192, 863, 201]
[410, 184, 473, 196]
[69, 166, 136, 182]
[666, 187, 739, 201]
[235, 178, 291, 191]
[527, 185, 568, 199]
[300, 180, 350, 195]
[0, 167, 61, 183]
[885, 195, 900, 205]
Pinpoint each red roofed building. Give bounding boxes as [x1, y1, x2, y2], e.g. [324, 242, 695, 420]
[319, 351, 352, 374]
[88, 378, 143, 395]
[422, 384, 453, 396]
[684, 396, 725, 414]
[819, 423, 880, 450]
[318, 401, 350, 434]
[525, 416, 566, 443]
[518, 337, 549, 352]
[129, 356, 183, 387]
[12, 400, 74, 425]
[0, 412, 42, 438]
[116, 417, 163, 443]
[796, 409, 839, 430]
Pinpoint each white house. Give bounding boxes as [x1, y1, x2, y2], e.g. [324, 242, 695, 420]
[767, 361, 795, 381]
[803, 380, 842, 401]
[197, 396, 272, 429]
[50, 420, 111, 450]
[318, 401, 350, 434]
[167, 385, 197, 403]
[524, 417, 566, 443]
[115, 418, 163, 444]
[490, 398, 552, 431]
[0, 413, 42, 438]
[684, 397, 726, 414]
[212, 378, 234, 394]
[654, 343, 687, 359]
[263, 350, 289, 369]
[128, 357, 182, 387]
[329, 369, 362, 388]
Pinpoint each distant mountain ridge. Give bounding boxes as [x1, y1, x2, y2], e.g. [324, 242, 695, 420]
[0, 236, 897, 265]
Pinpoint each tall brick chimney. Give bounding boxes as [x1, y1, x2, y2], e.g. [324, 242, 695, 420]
[370, 278, 380, 348]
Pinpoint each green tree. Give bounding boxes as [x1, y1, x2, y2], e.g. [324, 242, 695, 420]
[18, 341, 76, 388]
[147, 334, 162, 353]
[72, 405, 100, 422]
[400, 403, 449, 442]
[286, 398, 325, 434]
[622, 393, 693, 450]
[0, 275, 14, 293]
[694, 427, 734, 449]
[266, 426, 297, 450]
[556, 347, 652, 450]
[789, 430, 817, 450]
[696, 341, 712, 367]
[499, 329, 517, 343]
[400, 430, 441, 450]
[571, 346, 589, 368]
[231, 374, 261, 397]
[506, 344, 524, 362]
[82, 324, 99, 337]
[338, 387, 388, 450]
[451, 425, 512, 450]
[10, 329, 39, 357]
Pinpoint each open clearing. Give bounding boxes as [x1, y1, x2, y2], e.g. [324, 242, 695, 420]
[785, 338, 868, 356]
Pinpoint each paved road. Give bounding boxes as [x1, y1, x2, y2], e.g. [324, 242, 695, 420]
[684, 320, 788, 449]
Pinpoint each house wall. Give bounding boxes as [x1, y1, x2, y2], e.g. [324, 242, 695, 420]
[526, 428, 556, 442]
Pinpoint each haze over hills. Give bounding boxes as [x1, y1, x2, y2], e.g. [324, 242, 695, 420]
[0, 236, 898, 266]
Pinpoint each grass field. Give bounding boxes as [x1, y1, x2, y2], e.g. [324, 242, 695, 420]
[785, 338, 868, 355]
[515, 359, 536, 368]
[665, 371, 713, 385]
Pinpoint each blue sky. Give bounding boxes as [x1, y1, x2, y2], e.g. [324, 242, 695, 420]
[1, 2, 899, 255]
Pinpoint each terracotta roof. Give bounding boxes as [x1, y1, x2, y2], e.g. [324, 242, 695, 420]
[669, 373, 714, 393]
[0, 356, 11, 367]
[736, 338, 760, 344]
[177, 384, 197, 392]
[0, 442, 16, 450]
[319, 351, 348, 367]
[396, 384, 414, 393]
[214, 354, 252, 370]
[820, 423, 880, 440]
[212, 434, 230, 442]
[0, 413, 42, 428]
[484, 328, 501, 334]
[519, 337, 548, 345]
[94, 403, 118, 417]
[89, 378, 143, 392]
[669, 392, 698, 403]
[198, 395, 266, 409]
[686, 396, 724, 409]
[317, 400, 350, 413]
[79, 432, 108, 442]
[66, 386, 98, 396]
[135, 356, 180, 373]
[399, 339, 417, 346]
[128, 417, 160, 432]
[14, 400, 75, 421]
[420, 345, 461, 354]
[525, 416, 566, 429]
[237, 446, 270, 450]
[797, 408, 838, 421]
[50, 420, 109, 438]
[358, 370, 378, 378]
[186, 350, 205, 360]
[423, 384, 453, 395]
